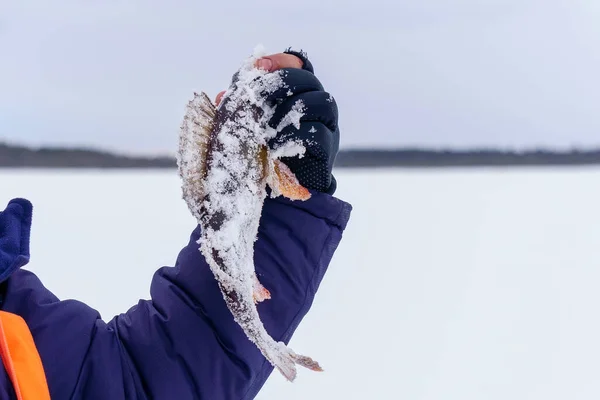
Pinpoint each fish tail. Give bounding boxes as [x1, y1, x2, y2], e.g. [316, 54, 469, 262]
[267, 343, 323, 382]
[218, 274, 322, 382]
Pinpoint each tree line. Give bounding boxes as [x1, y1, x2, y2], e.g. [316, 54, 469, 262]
[2, 142, 600, 168]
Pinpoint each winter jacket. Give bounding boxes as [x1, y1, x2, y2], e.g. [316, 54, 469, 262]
[0, 193, 351, 399]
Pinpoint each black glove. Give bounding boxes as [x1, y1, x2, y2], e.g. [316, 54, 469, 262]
[264, 49, 340, 195]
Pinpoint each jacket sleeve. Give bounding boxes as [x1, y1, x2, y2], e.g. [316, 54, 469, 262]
[2, 192, 351, 400]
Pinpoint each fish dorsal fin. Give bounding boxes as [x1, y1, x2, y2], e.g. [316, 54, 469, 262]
[177, 91, 217, 219]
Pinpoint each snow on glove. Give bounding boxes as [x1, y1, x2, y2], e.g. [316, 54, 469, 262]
[264, 49, 340, 195]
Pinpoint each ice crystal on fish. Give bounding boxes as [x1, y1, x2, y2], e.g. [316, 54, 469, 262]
[271, 139, 306, 160]
[276, 99, 305, 132]
[177, 46, 319, 382]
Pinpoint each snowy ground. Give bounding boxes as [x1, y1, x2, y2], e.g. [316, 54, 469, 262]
[3, 167, 600, 399]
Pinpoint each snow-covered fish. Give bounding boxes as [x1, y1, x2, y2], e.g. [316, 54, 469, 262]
[176, 46, 322, 381]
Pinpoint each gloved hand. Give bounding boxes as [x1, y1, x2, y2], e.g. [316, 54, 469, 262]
[215, 50, 340, 195]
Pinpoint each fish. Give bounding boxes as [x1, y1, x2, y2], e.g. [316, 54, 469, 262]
[176, 46, 322, 382]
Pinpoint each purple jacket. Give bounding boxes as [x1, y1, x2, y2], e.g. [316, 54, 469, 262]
[0, 193, 351, 399]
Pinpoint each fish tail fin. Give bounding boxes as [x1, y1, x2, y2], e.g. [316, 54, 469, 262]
[261, 146, 311, 201]
[269, 344, 323, 382]
[178, 91, 216, 218]
[291, 352, 324, 373]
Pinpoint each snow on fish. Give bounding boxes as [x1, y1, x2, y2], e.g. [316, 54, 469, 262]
[176, 45, 322, 381]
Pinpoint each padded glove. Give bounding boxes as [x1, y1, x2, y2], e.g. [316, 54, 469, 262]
[264, 49, 340, 195]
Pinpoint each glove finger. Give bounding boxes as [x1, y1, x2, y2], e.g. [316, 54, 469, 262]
[227, 68, 322, 107]
[272, 121, 336, 158]
[269, 91, 338, 133]
[263, 68, 325, 104]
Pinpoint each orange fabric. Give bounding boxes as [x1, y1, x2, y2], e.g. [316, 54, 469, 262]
[0, 311, 50, 400]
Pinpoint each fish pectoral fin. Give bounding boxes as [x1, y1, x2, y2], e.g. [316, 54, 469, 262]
[270, 159, 311, 201]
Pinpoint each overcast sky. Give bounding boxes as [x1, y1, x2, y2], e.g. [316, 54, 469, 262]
[1, 0, 599, 155]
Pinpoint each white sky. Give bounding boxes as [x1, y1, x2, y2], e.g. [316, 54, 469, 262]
[1, 0, 599, 155]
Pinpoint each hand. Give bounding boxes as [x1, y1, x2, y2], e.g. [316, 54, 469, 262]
[214, 50, 340, 195]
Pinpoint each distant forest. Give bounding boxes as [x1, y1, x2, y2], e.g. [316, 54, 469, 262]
[2, 142, 600, 168]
